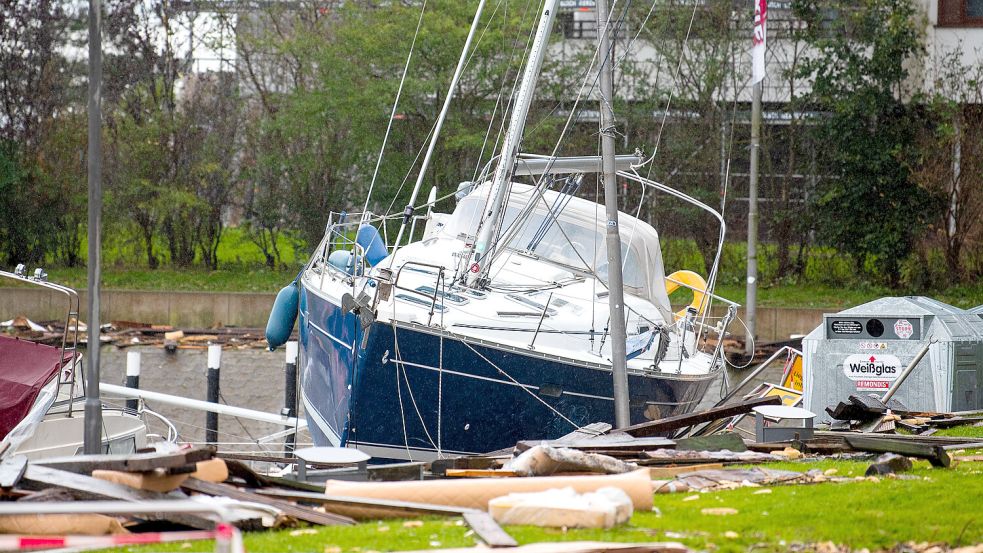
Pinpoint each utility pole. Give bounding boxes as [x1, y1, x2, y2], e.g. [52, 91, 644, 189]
[745, 81, 760, 357]
[596, 0, 630, 429]
[746, 0, 767, 357]
[84, 0, 104, 454]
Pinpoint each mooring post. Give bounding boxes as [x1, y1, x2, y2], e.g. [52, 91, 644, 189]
[206, 344, 221, 445]
[284, 340, 298, 455]
[125, 350, 140, 412]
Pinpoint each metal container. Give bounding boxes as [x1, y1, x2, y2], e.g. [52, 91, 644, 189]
[802, 297, 983, 421]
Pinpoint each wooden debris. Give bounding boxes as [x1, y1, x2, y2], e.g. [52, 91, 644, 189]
[181, 478, 355, 526]
[92, 468, 189, 492]
[462, 512, 519, 548]
[620, 396, 781, 438]
[35, 447, 214, 474]
[20, 465, 221, 529]
[0, 455, 27, 489]
[865, 453, 913, 476]
[843, 435, 952, 468]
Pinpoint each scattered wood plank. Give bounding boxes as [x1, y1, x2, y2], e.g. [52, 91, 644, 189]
[181, 478, 355, 526]
[674, 433, 746, 452]
[620, 396, 782, 438]
[0, 456, 27, 489]
[20, 465, 220, 529]
[843, 435, 951, 468]
[36, 447, 214, 474]
[445, 469, 520, 478]
[645, 463, 724, 478]
[462, 511, 518, 548]
[515, 437, 675, 455]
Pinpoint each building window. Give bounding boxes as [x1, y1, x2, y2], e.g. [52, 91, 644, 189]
[938, 0, 983, 26]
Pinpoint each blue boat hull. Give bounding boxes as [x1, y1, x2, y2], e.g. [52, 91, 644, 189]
[299, 283, 716, 459]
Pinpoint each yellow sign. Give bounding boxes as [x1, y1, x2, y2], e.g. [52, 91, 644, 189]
[781, 351, 803, 392]
[764, 384, 802, 407]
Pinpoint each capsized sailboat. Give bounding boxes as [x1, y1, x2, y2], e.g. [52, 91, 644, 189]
[267, 0, 738, 461]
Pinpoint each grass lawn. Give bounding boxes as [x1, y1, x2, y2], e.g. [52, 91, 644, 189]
[112, 457, 983, 553]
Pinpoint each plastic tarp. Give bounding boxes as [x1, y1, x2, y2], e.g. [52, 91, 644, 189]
[0, 336, 64, 439]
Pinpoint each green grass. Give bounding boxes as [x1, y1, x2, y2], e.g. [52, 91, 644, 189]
[108, 458, 983, 553]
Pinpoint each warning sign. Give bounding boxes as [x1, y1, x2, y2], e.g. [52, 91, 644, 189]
[894, 319, 914, 339]
[831, 320, 863, 334]
[780, 352, 803, 392]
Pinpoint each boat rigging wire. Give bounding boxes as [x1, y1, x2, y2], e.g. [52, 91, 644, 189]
[362, 0, 429, 217]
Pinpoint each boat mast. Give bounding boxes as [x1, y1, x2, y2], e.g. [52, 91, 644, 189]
[596, 0, 630, 428]
[390, 0, 488, 252]
[468, 0, 559, 286]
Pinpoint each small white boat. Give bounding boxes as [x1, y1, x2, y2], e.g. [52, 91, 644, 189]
[0, 265, 157, 460]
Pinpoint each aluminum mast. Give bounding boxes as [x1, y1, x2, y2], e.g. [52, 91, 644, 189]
[468, 0, 559, 285]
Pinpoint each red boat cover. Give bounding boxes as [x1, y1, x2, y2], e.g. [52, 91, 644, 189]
[0, 335, 65, 439]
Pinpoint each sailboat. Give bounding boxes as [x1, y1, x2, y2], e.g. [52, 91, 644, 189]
[267, 0, 738, 461]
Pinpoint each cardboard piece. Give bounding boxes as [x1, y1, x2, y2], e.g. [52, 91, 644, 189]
[321, 469, 654, 513]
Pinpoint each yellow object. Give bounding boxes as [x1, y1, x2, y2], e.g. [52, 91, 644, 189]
[665, 270, 708, 321]
[781, 351, 804, 391]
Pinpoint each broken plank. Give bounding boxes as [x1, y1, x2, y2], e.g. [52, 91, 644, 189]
[20, 465, 218, 529]
[843, 436, 951, 468]
[0, 455, 27, 489]
[645, 463, 724, 478]
[181, 478, 355, 526]
[36, 447, 214, 474]
[446, 469, 520, 478]
[621, 396, 781, 438]
[515, 437, 675, 454]
[463, 511, 518, 548]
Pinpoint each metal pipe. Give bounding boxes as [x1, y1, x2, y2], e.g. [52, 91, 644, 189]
[881, 337, 936, 404]
[101, 383, 307, 429]
[206, 345, 222, 445]
[84, 0, 104, 454]
[713, 346, 796, 408]
[529, 293, 553, 349]
[390, 0, 488, 253]
[513, 154, 642, 176]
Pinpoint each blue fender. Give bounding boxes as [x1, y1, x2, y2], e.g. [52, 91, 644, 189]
[266, 279, 299, 350]
[356, 224, 388, 267]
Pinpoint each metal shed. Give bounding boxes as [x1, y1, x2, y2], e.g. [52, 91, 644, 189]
[972, 305, 983, 317]
[802, 297, 983, 421]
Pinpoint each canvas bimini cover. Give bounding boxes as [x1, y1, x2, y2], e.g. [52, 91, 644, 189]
[445, 182, 674, 323]
[0, 336, 65, 438]
[802, 297, 983, 420]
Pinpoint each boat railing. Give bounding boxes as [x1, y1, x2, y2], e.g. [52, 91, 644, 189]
[393, 261, 449, 326]
[0, 265, 82, 416]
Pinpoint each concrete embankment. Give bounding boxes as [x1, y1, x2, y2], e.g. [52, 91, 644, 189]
[0, 287, 829, 341]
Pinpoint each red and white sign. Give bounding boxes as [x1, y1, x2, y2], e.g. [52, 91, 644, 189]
[856, 380, 891, 391]
[894, 319, 914, 339]
[752, 0, 768, 84]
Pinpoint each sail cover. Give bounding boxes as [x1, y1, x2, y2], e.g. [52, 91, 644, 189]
[0, 336, 64, 439]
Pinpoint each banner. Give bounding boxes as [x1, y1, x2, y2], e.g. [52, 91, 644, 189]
[752, 0, 767, 84]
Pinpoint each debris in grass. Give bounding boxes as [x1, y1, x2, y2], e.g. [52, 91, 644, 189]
[700, 508, 738, 516]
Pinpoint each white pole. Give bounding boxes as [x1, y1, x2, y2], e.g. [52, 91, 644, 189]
[124, 351, 141, 411]
[206, 344, 222, 444]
